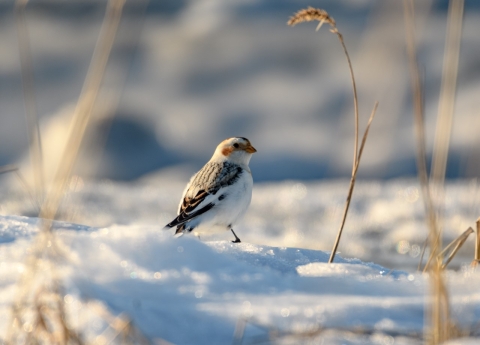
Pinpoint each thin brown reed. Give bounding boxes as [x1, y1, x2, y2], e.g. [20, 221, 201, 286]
[288, 7, 375, 264]
[288, 7, 359, 173]
[7, 0, 127, 344]
[440, 227, 473, 269]
[403, 0, 465, 343]
[471, 218, 480, 267]
[15, 0, 45, 204]
[39, 0, 126, 225]
[329, 102, 378, 263]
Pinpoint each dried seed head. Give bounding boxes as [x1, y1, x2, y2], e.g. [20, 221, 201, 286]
[287, 7, 336, 31]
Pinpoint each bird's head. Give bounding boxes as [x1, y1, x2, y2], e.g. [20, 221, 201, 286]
[213, 137, 257, 165]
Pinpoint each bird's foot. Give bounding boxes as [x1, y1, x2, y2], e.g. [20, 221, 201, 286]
[230, 229, 241, 243]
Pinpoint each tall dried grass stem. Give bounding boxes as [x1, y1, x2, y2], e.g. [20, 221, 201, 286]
[15, 0, 45, 203]
[7, 1, 126, 343]
[288, 7, 359, 173]
[0, 167, 39, 215]
[430, 0, 464, 186]
[403, 0, 439, 272]
[403, 0, 457, 343]
[329, 102, 378, 263]
[439, 227, 473, 269]
[288, 7, 370, 263]
[476, 218, 480, 261]
[39, 0, 125, 225]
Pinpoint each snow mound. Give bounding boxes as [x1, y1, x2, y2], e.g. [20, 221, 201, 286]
[1, 215, 480, 344]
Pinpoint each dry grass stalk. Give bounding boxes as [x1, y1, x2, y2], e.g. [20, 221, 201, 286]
[7, 0, 128, 344]
[39, 0, 125, 224]
[471, 218, 480, 267]
[403, 0, 465, 343]
[0, 165, 39, 211]
[430, 0, 464, 186]
[403, 0, 439, 273]
[15, 0, 45, 204]
[288, 7, 359, 173]
[328, 102, 378, 263]
[287, 7, 376, 263]
[0, 164, 19, 175]
[439, 227, 473, 269]
[7, 236, 83, 344]
[89, 304, 149, 345]
[424, 0, 464, 272]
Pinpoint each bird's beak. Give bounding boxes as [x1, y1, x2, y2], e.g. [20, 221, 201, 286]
[245, 145, 257, 153]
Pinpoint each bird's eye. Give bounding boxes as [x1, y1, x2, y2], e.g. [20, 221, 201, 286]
[233, 143, 239, 148]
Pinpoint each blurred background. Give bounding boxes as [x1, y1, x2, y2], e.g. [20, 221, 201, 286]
[1, 0, 480, 183]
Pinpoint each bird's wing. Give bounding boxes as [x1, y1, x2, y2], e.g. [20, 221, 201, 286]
[164, 161, 244, 229]
[165, 189, 215, 228]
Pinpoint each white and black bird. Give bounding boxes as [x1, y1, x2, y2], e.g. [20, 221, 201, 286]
[164, 137, 256, 243]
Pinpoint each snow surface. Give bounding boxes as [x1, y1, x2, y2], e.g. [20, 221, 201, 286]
[2, 175, 479, 271]
[1, 178, 480, 344]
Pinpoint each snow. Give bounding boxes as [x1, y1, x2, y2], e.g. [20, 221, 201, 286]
[1, 177, 480, 344]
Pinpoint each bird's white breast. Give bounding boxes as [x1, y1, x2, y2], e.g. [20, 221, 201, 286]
[193, 168, 253, 234]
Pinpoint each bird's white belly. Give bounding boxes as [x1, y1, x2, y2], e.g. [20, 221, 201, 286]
[193, 172, 253, 234]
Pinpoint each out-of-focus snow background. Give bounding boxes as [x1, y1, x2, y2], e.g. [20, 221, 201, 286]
[1, 0, 480, 181]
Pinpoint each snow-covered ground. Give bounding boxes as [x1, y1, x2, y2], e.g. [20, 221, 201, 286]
[1, 177, 480, 343]
[2, 174, 479, 271]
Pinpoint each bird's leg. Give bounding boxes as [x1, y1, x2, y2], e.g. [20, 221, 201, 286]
[231, 229, 241, 243]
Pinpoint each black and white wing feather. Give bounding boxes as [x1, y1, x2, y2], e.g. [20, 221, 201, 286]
[164, 161, 243, 231]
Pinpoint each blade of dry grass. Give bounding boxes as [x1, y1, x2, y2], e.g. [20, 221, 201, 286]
[430, 0, 464, 186]
[328, 102, 378, 263]
[403, 0, 464, 343]
[439, 227, 473, 269]
[7, 1, 126, 343]
[288, 7, 359, 174]
[0, 165, 39, 212]
[288, 8, 378, 263]
[425, 0, 464, 272]
[471, 217, 480, 266]
[15, 0, 45, 204]
[403, 0, 438, 272]
[39, 0, 125, 225]
[0, 165, 18, 175]
[476, 218, 480, 260]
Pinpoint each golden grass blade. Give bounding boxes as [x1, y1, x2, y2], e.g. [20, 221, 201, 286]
[6, 1, 126, 344]
[39, 0, 125, 225]
[329, 102, 378, 263]
[288, 7, 359, 174]
[430, 0, 464, 186]
[0, 165, 18, 175]
[403, 0, 439, 273]
[425, 0, 464, 273]
[471, 218, 480, 267]
[403, 0, 462, 343]
[476, 218, 480, 260]
[440, 227, 473, 269]
[15, 0, 45, 204]
[288, 7, 373, 263]
[0, 165, 39, 211]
